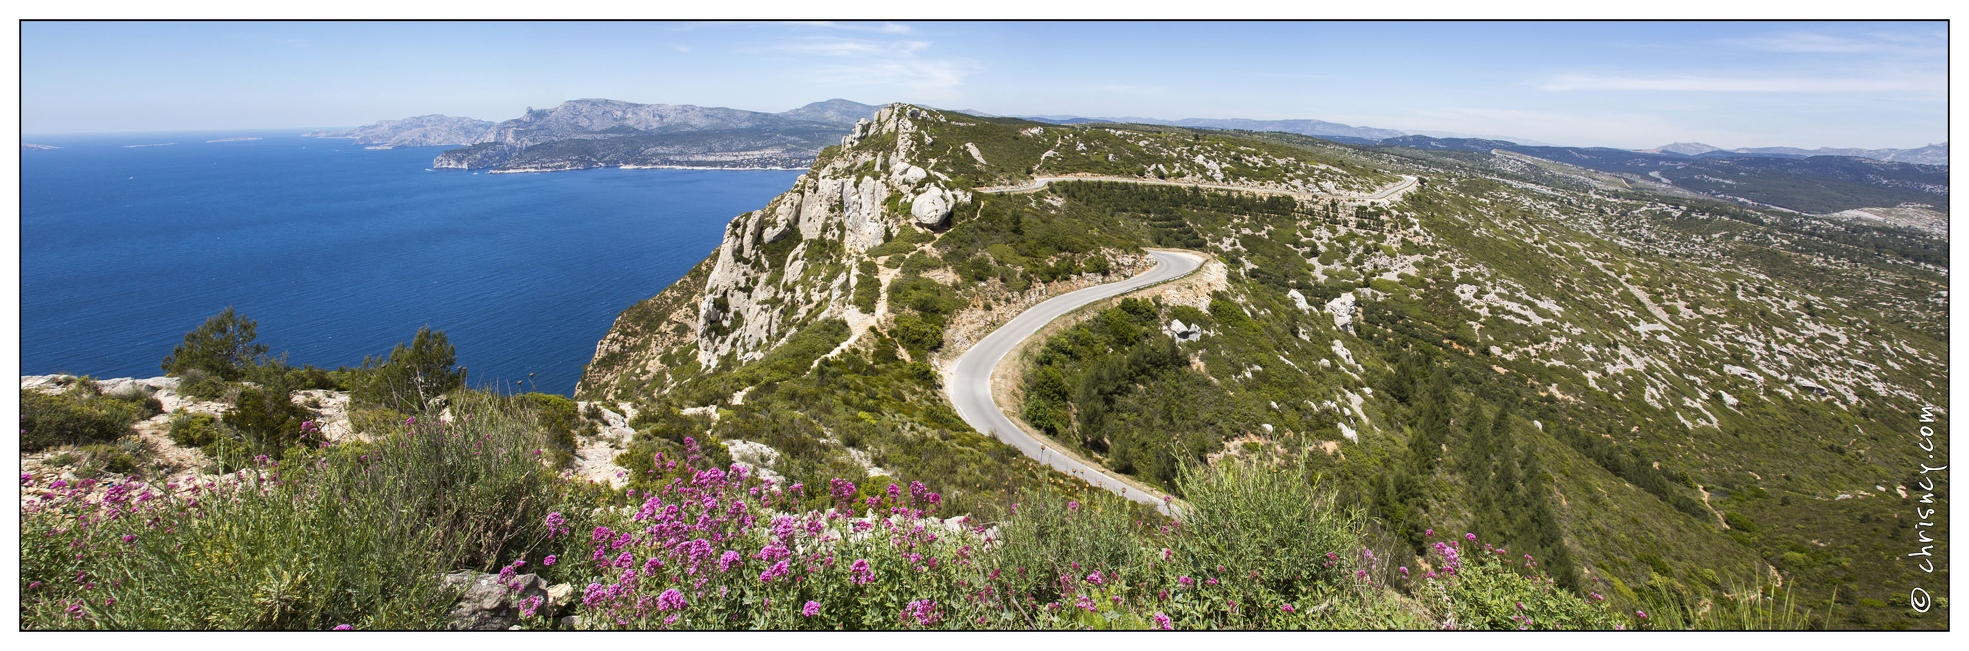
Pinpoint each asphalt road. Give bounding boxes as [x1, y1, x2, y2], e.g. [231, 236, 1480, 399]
[946, 249, 1205, 514]
[977, 174, 1417, 204]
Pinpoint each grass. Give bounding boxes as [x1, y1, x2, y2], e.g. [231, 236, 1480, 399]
[20, 391, 580, 630]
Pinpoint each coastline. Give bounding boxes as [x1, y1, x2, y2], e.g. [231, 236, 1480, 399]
[480, 163, 812, 174]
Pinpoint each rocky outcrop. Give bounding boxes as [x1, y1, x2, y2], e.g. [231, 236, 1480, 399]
[690, 105, 972, 370]
[1326, 292, 1358, 333]
[440, 570, 561, 630]
[305, 115, 494, 149]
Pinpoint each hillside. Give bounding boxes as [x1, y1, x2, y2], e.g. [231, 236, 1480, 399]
[431, 99, 881, 172]
[579, 104, 1948, 630]
[303, 114, 495, 148]
[1376, 136, 1949, 215]
[1644, 142, 1949, 167]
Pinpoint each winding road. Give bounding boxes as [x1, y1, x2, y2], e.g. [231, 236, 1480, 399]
[946, 249, 1205, 514]
[977, 174, 1417, 204]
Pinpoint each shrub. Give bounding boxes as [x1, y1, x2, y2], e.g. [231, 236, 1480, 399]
[74, 442, 143, 476]
[511, 393, 585, 468]
[354, 326, 466, 413]
[161, 307, 269, 380]
[221, 385, 317, 466]
[168, 412, 221, 448]
[176, 367, 232, 402]
[1168, 460, 1359, 600]
[20, 389, 138, 452]
[20, 390, 574, 630]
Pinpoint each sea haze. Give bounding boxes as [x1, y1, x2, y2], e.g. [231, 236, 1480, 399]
[21, 132, 801, 394]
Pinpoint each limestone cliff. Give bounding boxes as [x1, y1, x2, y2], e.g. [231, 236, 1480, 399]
[577, 104, 970, 396]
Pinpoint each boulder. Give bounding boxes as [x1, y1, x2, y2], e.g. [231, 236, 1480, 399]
[441, 570, 551, 631]
[1325, 292, 1358, 333]
[894, 164, 928, 187]
[910, 185, 953, 227]
[1166, 319, 1202, 341]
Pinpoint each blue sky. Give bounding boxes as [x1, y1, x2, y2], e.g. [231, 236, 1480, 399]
[21, 20, 1947, 149]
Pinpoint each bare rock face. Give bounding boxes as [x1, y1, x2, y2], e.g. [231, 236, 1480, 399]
[441, 571, 552, 631]
[691, 104, 971, 370]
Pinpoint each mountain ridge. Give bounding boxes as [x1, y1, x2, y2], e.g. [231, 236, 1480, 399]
[431, 98, 882, 171]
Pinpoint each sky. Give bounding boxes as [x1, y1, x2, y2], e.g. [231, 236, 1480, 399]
[20, 20, 1949, 150]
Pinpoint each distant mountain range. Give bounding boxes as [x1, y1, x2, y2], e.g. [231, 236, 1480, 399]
[307, 101, 1944, 176]
[432, 99, 882, 172]
[1376, 135, 1947, 214]
[1639, 141, 1948, 166]
[304, 99, 882, 172]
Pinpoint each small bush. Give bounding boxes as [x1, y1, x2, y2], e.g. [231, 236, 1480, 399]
[354, 326, 466, 413]
[168, 412, 221, 448]
[21, 390, 138, 452]
[75, 443, 143, 476]
[221, 385, 317, 465]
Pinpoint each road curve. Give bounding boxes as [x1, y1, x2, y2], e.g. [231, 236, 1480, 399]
[946, 249, 1205, 514]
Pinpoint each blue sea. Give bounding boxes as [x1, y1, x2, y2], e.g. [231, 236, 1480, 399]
[20, 132, 801, 395]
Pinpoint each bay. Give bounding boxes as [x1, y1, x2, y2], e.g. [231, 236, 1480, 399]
[20, 132, 800, 395]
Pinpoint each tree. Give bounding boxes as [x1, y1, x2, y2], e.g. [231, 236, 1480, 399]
[355, 326, 466, 413]
[161, 307, 268, 380]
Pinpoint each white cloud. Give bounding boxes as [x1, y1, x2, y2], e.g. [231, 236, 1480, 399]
[774, 38, 930, 58]
[1728, 30, 1944, 57]
[1539, 74, 1939, 94]
[765, 34, 973, 97]
[779, 21, 914, 35]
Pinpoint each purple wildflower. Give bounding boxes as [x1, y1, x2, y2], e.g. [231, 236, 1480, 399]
[759, 560, 790, 583]
[803, 601, 821, 618]
[1153, 612, 1173, 630]
[656, 588, 688, 612]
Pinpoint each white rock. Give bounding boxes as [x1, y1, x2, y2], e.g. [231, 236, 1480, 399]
[894, 164, 928, 186]
[910, 185, 953, 226]
[1287, 289, 1311, 312]
[1326, 292, 1358, 332]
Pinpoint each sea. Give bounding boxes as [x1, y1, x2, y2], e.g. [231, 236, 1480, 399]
[19, 131, 802, 395]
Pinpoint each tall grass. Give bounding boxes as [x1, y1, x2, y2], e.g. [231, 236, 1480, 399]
[20, 391, 571, 630]
[23, 405, 1660, 630]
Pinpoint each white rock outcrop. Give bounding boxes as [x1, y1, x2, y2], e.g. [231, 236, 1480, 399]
[1326, 292, 1358, 333]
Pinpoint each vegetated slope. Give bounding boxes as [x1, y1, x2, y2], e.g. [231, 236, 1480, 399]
[432, 98, 881, 171]
[579, 105, 1949, 630]
[1377, 136, 1949, 215]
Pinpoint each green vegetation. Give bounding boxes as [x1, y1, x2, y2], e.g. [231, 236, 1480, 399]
[161, 306, 268, 380]
[20, 380, 154, 452]
[22, 392, 586, 629]
[354, 326, 467, 413]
